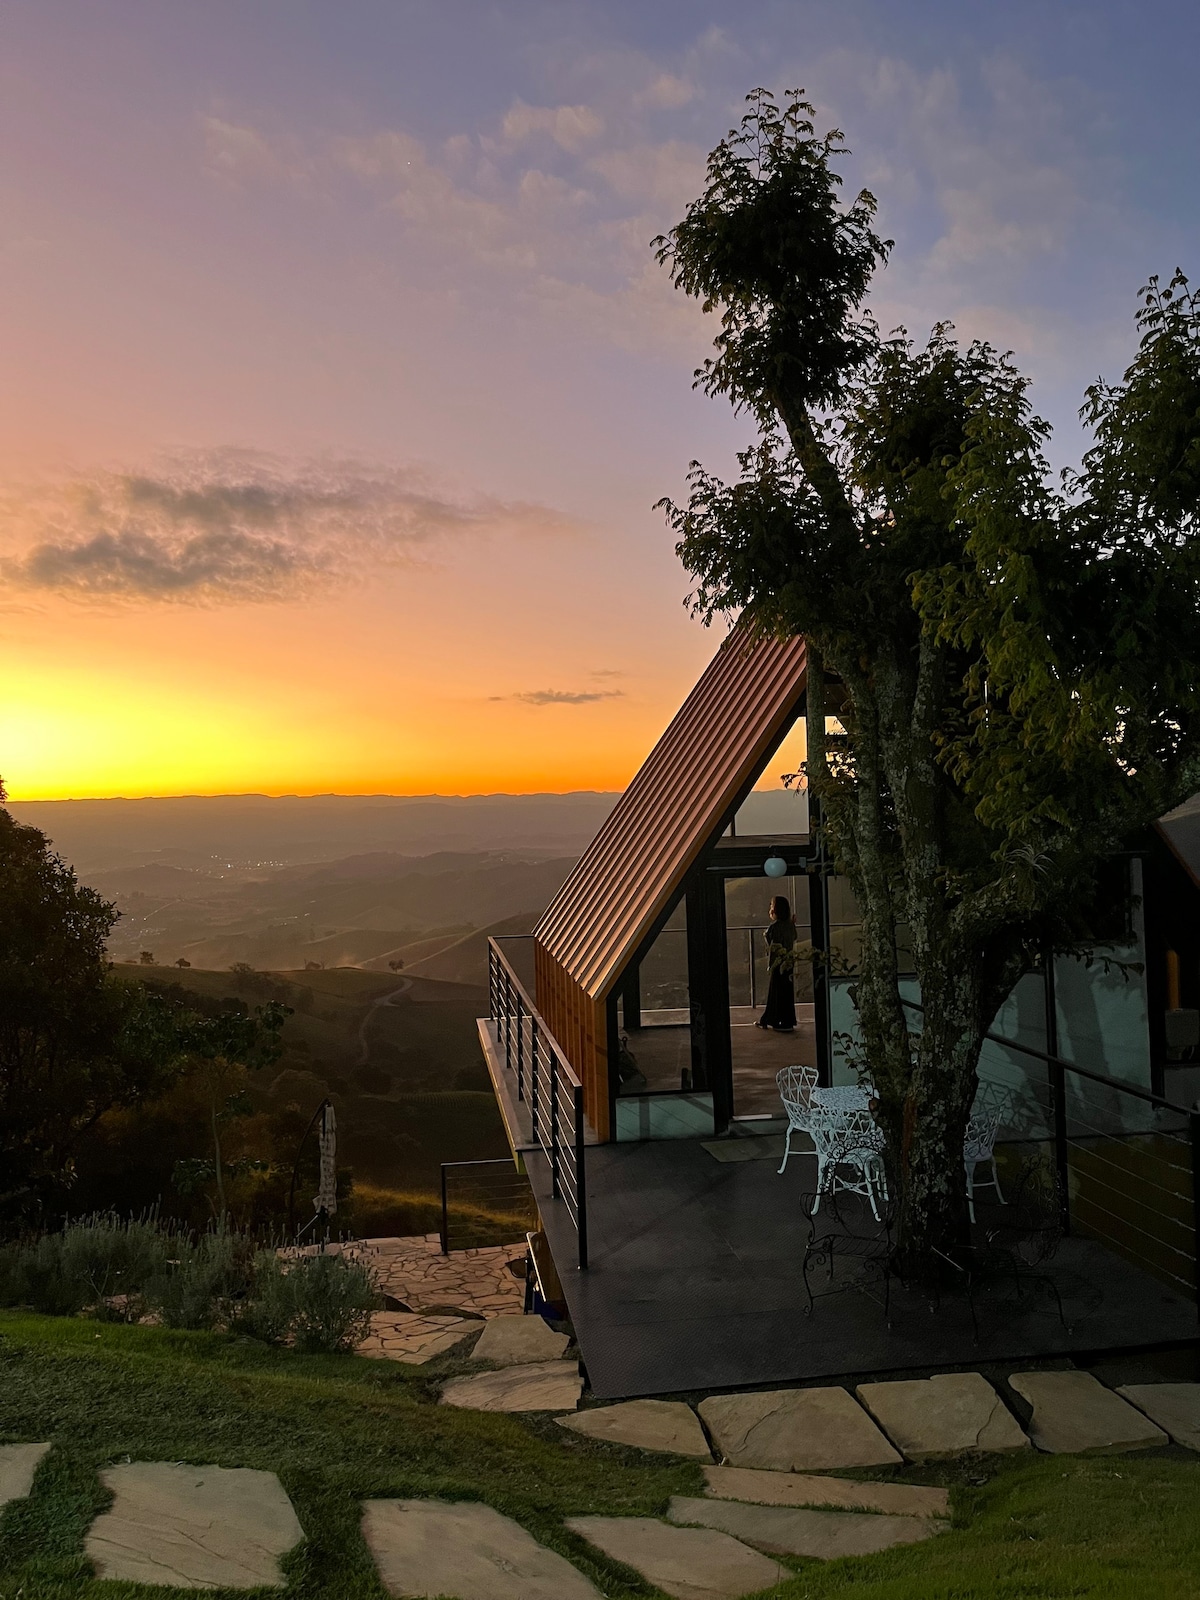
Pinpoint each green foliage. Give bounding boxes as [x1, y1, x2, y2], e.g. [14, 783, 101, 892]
[658, 88, 1200, 1258]
[0, 809, 188, 1218]
[0, 1215, 378, 1352]
[275, 1251, 379, 1354]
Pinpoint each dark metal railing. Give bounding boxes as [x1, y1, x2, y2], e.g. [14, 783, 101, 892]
[439, 1158, 538, 1255]
[487, 937, 589, 1269]
[901, 996, 1200, 1308]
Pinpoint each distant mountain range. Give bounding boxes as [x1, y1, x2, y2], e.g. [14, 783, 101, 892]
[9, 791, 620, 874]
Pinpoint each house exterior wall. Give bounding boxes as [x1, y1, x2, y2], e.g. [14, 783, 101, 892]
[534, 941, 610, 1141]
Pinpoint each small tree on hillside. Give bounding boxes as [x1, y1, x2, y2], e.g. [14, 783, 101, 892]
[657, 91, 1200, 1267]
[0, 804, 182, 1217]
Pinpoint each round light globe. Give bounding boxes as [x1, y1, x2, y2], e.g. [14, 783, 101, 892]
[764, 855, 788, 878]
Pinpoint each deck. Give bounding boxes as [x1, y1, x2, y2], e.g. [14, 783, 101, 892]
[531, 1131, 1200, 1399]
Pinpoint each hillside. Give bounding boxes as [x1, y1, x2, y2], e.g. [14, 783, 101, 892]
[93, 850, 576, 967]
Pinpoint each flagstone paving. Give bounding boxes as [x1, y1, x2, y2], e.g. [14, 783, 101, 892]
[357, 1311, 478, 1364]
[362, 1498, 601, 1599]
[0, 1443, 50, 1509]
[558, 1399, 714, 1459]
[84, 1462, 303, 1589]
[1117, 1383, 1200, 1450]
[567, 1515, 787, 1600]
[470, 1313, 570, 1365]
[702, 1465, 951, 1519]
[857, 1373, 1029, 1459]
[1009, 1371, 1169, 1454]
[441, 1360, 582, 1412]
[350, 1234, 526, 1318]
[699, 1385, 902, 1471]
[668, 1494, 942, 1560]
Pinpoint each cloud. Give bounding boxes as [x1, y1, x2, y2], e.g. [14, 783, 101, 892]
[637, 74, 695, 111]
[1, 450, 576, 603]
[499, 101, 605, 153]
[491, 688, 625, 705]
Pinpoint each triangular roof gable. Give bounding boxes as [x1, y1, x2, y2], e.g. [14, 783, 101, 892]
[535, 621, 808, 1002]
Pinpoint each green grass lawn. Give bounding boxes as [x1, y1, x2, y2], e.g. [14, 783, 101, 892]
[2, 1312, 1199, 1599]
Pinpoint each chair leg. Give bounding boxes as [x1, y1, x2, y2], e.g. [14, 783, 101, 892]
[778, 1125, 794, 1175]
[964, 1159, 977, 1224]
[812, 1153, 826, 1213]
[990, 1157, 1006, 1205]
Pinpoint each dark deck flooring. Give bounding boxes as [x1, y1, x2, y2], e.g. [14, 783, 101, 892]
[627, 1006, 818, 1116]
[531, 1135, 1200, 1399]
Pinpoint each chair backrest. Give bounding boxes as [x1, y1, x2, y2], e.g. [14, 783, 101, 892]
[776, 1065, 818, 1113]
[810, 1104, 885, 1157]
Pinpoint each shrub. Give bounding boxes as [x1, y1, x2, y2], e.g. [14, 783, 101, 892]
[230, 1250, 295, 1344]
[144, 1230, 257, 1331]
[280, 1251, 379, 1354]
[0, 1214, 169, 1321]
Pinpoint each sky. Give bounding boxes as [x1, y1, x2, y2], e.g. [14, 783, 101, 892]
[1, 0, 1198, 800]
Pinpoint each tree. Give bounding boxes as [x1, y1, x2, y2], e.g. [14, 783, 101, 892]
[0, 806, 182, 1217]
[657, 91, 1200, 1267]
[170, 1000, 288, 1223]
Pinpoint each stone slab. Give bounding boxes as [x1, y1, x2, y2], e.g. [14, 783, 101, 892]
[0, 1443, 51, 1508]
[557, 1400, 713, 1459]
[358, 1312, 477, 1364]
[703, 1464, 950, 1519]
[566, 1516, 786, 1600]
[856, 1373, 1029, 1459]
[363, 1498, 600, 1599]
[85, 1462, 303, 1588]
[1009, 1371, 1168, 1454]
[668, 1495, 940, 1560]
[440, 1361, 581, 1412]
[1117, 1384, 1200, 1451]
[698, 1386, 901, 1471]
[470, 1314, 570, 1366]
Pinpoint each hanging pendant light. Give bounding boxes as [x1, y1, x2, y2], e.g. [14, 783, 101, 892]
[764, 855, 787, 878]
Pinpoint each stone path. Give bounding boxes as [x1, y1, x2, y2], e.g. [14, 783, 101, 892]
[84, 1462, 303, 1589]
[559, 1399, 714, 1459]
[702, 1465, 950, 1519]
[567, 1514, 787, 1600]
[699, 1384, 902, 1471]
[358, 1311, 479, 1364]
[363, 1499, 601, 1599]
[1009, 1371, 1168, 1454]
[470, 1313, 570, 1365]
[441, 1361, 583, 1413]
[0, 1443, 50, 1509]
[857, 1373, 1029, 1459]
[668, 1494, 941, 1559]
[351, 1234, 526, 1319]
[1117, 1383, 1200, 1450]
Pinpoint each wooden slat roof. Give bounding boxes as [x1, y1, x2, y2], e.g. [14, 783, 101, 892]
[535, 622, 808, 1001]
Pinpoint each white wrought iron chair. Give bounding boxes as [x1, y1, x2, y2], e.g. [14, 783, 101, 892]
[776, 1065, 819, 1173]
[964, 1081, 1012, 1221]
[811, 1104, 889, 1220]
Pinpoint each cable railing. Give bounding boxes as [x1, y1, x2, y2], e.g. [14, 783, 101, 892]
[439, 1158, 538, 1255]
[487, 936, 589, 1270]
[903, 997, 1200, 1307]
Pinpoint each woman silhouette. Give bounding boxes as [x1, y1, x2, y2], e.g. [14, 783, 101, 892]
[756, 895, 797, 1032]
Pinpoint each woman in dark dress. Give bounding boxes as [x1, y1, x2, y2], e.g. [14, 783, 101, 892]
[757, 895, 797, 1032]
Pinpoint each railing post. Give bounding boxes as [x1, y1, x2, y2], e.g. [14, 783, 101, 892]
[515, 994, 525, 1107]
[503, 967, 513, 1072]
[439, 1164, 449, 1255]
[488, 943, 497, 1022]
[1191, 1110, 1200, 1315]
[574, 1085, 588, 1270]
[529, 1004, 539, 1143]
[550, 1040, 561, 1198]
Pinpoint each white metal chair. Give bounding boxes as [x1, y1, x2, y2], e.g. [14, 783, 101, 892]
[811, 1104, 889, 1220]
[964, 1081, 1012, 1221]
[775, 1065, 819, 1173]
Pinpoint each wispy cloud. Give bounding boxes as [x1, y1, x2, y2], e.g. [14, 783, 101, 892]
[0, 449, 576, 603]
[491, 687, 625, 705]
